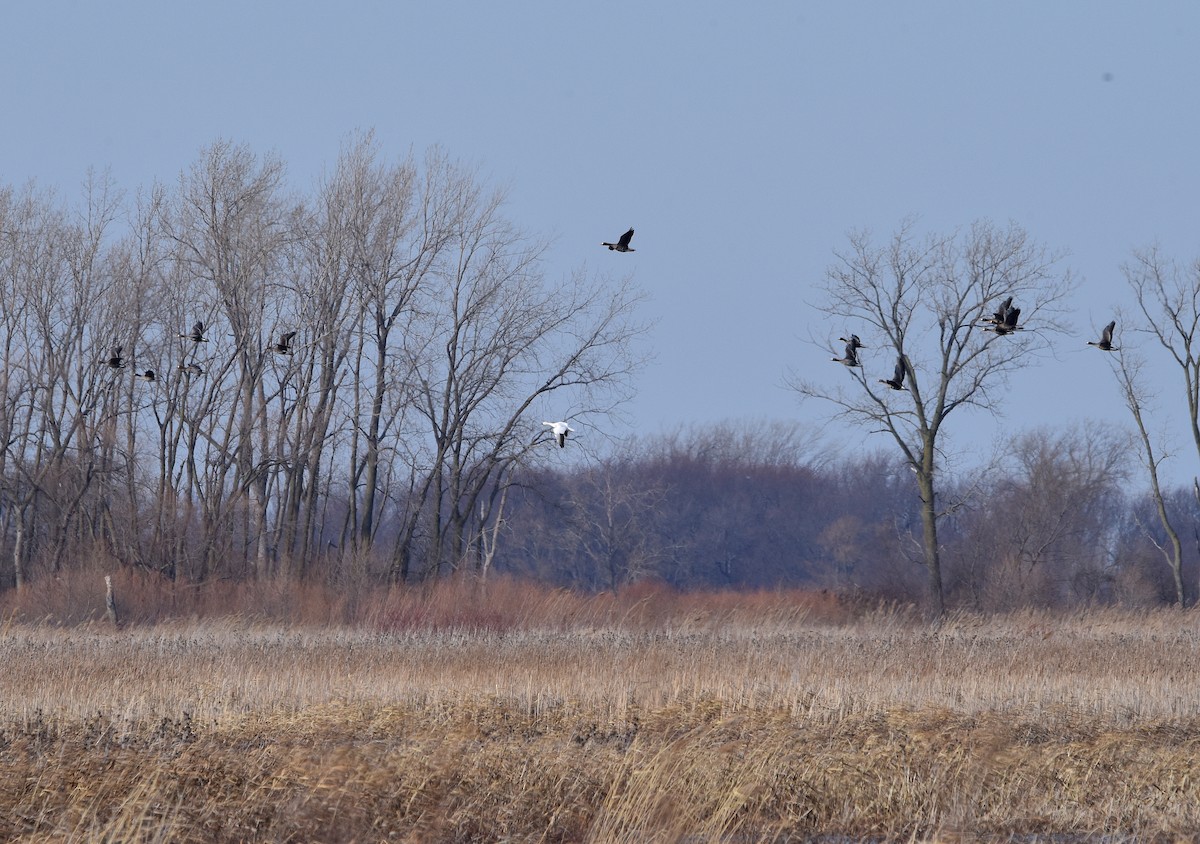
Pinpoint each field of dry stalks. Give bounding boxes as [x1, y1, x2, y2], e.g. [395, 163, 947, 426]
[2, 580, 1200, 841]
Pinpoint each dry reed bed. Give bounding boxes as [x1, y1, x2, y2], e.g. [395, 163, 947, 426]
[3, 610, 1200, 841]
[3, 614, 1198, 721]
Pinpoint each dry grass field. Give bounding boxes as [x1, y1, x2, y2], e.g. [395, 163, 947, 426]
[2, 576, 1200, 842]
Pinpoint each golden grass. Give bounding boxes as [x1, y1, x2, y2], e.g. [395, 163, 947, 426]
[3, 597, 1200, 841]
[0, 569, 852, 629]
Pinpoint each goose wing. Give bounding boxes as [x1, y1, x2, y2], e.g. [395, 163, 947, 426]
[986, 296, 1012, 324]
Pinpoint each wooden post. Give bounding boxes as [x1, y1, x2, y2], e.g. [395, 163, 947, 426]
[104, 575, 121, 628]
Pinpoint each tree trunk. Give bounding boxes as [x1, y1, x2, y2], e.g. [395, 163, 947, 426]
[1123, 366, 1187, 606]
[104, 575, 121, 627]
[13, 503, 28, 590]
[359, 330, 389, 546]
[916, 466, 945, 618]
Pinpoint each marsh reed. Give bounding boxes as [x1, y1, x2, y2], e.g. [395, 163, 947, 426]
[2, 582, 1199, 841]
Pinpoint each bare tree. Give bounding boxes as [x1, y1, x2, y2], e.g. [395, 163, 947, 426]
[5, 174, 133, 581]
[335, 141, 458, 555]
[0, 138, 648, 596]
[950, 424, 1129, 609]
[1111, 246, 1200, 603]
[1123, 246, 1200, 477]
[394, 169, 647, 580]
[163, 140, 294, 577]
[1107, 349, 1187, 605]
[562, 459, 668, 594]
[0, 183, 43, 587]
[788, 218, 1074, 616]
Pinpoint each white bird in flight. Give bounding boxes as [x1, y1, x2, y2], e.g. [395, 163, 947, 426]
[543, 420, 575, 448]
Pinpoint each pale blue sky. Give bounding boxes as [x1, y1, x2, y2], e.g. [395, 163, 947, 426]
[2, 2, 1198, 483]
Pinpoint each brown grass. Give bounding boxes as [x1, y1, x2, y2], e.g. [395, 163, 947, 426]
[2, 583, 1200, 841]
[0, 569, 854, 629]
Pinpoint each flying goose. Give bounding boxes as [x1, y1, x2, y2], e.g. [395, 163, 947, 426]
[879, 355, 907, 390]
[106, 346, 125, 369]
[270, 330, 297, 355]
[984, 305, 1022, 335]
[982, 296, 1013, 326]
[601, 228, 635, 252]
[135, 369, 156, 383]
[1087, 320, 1118, 351]
[180, 321, 207, 343]
[179, 362, 204, 377]
[831, 341, 861, 367]
[543, 420, 575, 448]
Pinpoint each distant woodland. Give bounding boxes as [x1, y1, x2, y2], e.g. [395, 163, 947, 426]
[497, 420, 1199, 609]
[0, 137, 1197, 613]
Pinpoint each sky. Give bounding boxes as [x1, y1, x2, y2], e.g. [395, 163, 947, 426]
[1, 1, 1198, 485]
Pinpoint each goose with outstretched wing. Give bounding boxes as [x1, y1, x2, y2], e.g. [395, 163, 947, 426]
[602, 228, 635, 252]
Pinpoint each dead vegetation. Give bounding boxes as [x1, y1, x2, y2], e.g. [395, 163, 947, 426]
[2, 584, 1200, 841]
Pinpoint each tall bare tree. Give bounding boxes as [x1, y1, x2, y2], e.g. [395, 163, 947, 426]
[1104, 246, 1200, 604]
[163, 140, 294, 577]
[1123, 244, 1200, 499]
[1107, 350, 1187, 605]
[6, 174, 132, 579]
[333, 141, 458, 554]
[789, 218, 1074, 616]
[0, 183, 44, 587]
[1123, 247, 1200, 470]
[394, 175, 647, 580]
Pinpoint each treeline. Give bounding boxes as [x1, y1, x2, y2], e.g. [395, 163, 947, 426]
[495, 421, 1198, 610]
[0, 135, 643, 590]
[2, 139, 1196, 612]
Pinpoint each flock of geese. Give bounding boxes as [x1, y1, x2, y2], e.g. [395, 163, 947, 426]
[103, 227, 639, 453]
[104, 321, 300, 386]
[832, 296, 1119, 390]
[101, 243, 1123, 454]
